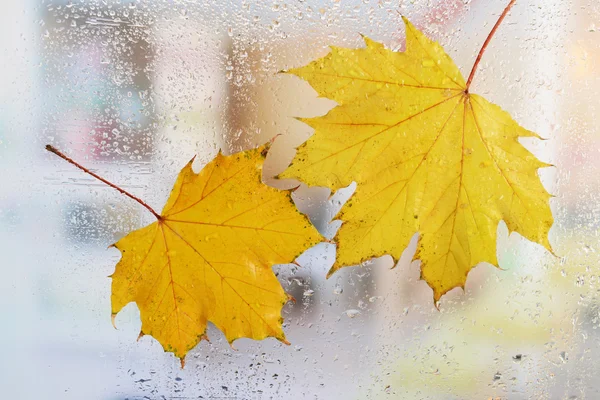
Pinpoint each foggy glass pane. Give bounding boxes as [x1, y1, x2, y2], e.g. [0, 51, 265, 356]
[1, 0, 598, 398]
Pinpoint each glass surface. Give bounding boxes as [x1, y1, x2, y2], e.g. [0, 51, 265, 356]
[2, 0, 599, 398]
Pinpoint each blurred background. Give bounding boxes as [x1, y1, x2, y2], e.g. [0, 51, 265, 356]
[1, 0, 599, 398]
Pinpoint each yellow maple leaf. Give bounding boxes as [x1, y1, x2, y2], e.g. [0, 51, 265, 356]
[281, 6, 553, 301]
[46, 144, 321, 363]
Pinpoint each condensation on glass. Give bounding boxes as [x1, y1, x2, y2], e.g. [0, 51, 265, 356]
[1, 0, 599, 399]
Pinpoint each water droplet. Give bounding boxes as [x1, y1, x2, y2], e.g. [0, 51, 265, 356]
[291, 278, 304, 286]
[559, 351, 568, 363]
[303, 289, 314, 297]
[344, 309, 360, 318]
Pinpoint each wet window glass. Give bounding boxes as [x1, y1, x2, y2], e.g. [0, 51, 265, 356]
[2, 0, 599, 398]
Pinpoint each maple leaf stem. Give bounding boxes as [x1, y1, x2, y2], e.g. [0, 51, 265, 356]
[465, 0, 517, 91]
[45, 145, 162, 220]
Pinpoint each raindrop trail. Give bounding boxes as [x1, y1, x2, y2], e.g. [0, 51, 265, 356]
[45, 144, 162, 220]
